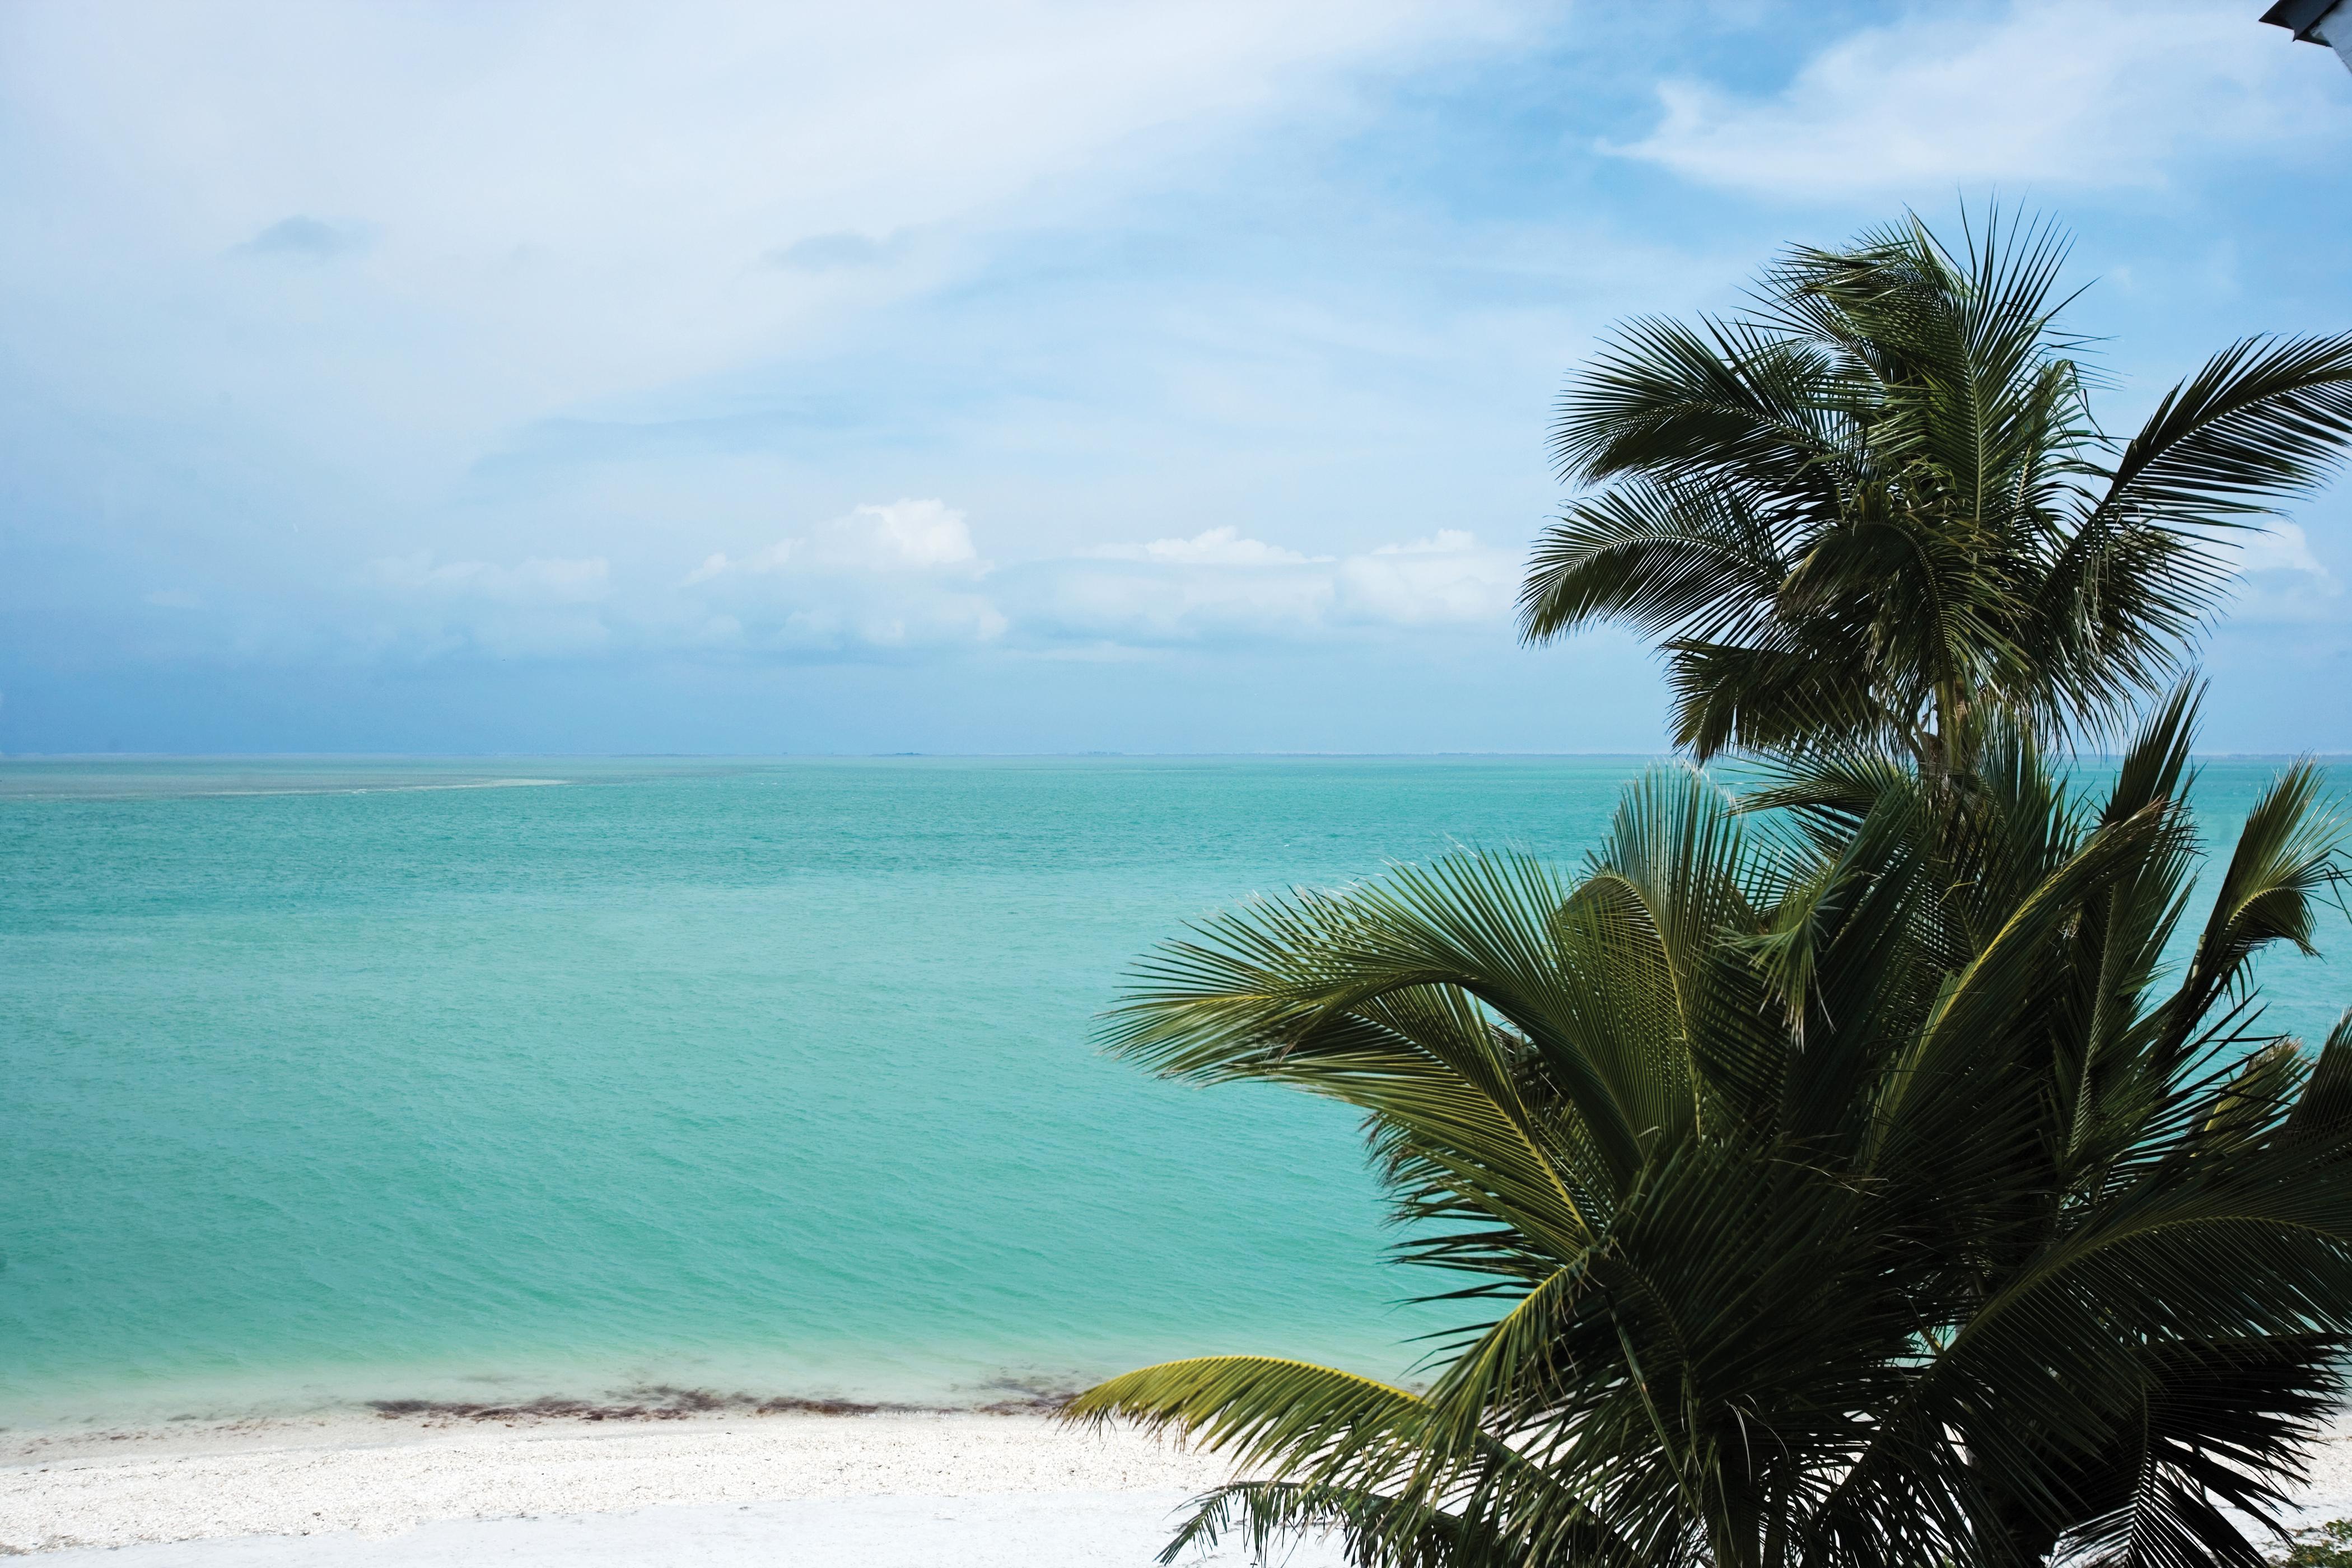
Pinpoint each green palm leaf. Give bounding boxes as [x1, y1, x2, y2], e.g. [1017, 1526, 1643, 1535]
[1075, 708, 2352, 1568]
[1523, 211, 2352, 767]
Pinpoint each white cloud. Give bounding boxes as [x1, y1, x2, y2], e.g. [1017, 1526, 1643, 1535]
[1615, 0, 2337, 200]
[370, 553, 612, 605]
[0, 0, 1518, 460]
[688, 500, 984, 584]
[2228, 522, 2343, 623]
[357, 506, 1009, 664]
[683, 550, 749, 586]
[1090, 526, 1326, 566]
[235, 214, 372, 262]
[2238, 523, 2330, 580]
[360, 552, 616, 658]
[825, 500, 983, 572]
[353, 510, 1520, 663]
[1018, 526, 1516, 644]
[1338, 530, 1518, 627]
[678, 500, 1002, 654]
[1031, 555, 1337, 643]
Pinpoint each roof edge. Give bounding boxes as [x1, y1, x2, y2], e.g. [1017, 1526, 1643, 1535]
[2261, 0, 2342, 41]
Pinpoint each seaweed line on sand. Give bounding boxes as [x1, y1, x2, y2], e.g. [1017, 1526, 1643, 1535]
[363, 1382, 1077, 1426]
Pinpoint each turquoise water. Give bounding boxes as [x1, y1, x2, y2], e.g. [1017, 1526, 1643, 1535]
[0, 756, 2342, 1430]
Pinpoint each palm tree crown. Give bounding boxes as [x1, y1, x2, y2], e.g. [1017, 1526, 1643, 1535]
[1070, 209, 2352, 1568]
[1519, 214, 2352, 773]
[1072, 694, 2352, 1568]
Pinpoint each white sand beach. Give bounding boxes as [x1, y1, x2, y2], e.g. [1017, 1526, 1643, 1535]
[0, 1404, 1348, 1565]
[10, 1403, 2352, 1567]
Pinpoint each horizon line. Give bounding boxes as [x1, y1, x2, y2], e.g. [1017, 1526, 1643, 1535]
[5, 750, 2350, 763]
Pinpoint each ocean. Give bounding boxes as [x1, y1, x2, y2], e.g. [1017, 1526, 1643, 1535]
[1, 755, 2341, 1430]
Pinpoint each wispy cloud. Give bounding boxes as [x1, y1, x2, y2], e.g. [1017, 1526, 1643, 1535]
[361, 553, 614, 659]
[349, 506, 1520, 663]
[2228, 522, 2345, 624]
[678, 501, 1005, 654]
[1011, 525, 1518, 647]
[371, 554, 612, 604]
[688, 500, 987, 582]
[235, 214, 372, 260]
[1, 0, 1519, 444]
[1086, 526, 1326, 567]
[1615, 0, 2339, 200]
[766, 231, 905, 272]
[10, 1, 2351, 752]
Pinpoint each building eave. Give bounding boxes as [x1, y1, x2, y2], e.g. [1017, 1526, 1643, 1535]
[2262, 0, 2342, 42]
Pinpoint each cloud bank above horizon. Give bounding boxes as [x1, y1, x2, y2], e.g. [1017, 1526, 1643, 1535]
[3, 0, 2350, 754]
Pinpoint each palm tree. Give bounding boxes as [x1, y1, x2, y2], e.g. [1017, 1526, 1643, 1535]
[1518, 213, 2352, 780]
[1069, 693, 2352, 1568]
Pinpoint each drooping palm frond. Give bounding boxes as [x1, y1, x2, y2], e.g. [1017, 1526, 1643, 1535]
[1072, 714, 2352, 1568]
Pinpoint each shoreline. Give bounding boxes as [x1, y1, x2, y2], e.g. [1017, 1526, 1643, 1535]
[0, 1367, 1110, 1442]
[0, 1382, 1085, 1468]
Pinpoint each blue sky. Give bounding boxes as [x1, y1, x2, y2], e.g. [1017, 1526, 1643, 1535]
[3, 0, 2350, 755]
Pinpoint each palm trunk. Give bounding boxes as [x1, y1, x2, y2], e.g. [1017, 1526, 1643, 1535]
[1924, 676, 1972, 789]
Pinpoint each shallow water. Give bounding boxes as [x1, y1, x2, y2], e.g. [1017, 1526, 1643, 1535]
[0, 755, 2341, 1427]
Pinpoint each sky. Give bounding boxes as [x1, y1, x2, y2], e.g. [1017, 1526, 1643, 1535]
[3, 0, 2351, 755]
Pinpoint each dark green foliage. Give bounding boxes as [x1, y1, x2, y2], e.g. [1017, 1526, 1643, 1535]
[1518, 213, 2352, 769]
[1069, 210, 2352, 1568]
[1067, 698, 2352, 1568]
[2275, 1520, 2352, 1568]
